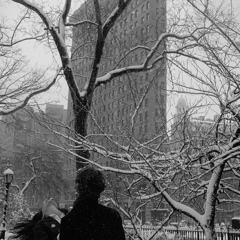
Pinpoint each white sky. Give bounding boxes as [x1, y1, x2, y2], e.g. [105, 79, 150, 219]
[0, 0, 84, 110]
[1, 0, 240, 116]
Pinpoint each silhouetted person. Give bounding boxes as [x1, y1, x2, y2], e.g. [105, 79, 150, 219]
[60, 166, 126, 240]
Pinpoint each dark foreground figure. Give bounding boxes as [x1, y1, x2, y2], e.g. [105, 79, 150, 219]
[60, 166, 126, 240]
[12, 199, 67, 240]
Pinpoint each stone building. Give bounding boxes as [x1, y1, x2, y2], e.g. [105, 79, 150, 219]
[64, 0, 167, 222]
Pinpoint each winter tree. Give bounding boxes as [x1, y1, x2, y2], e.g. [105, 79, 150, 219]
[0, 17, 60, 115]
[2, 0, 240, 240]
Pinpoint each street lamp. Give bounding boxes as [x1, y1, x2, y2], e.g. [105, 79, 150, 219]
[0, 168, 14, 240]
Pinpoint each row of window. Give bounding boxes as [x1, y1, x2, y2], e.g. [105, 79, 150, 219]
[91, 120, 163, 137]
[90, 105, 166, 128]
[75, 38, 165, 77]
[119, 24, 152, 42]
[92, 91, 165, 117]
[65, 168, 75, 177]
[119, 1, 150, 24]
[65, 158, 74, 166]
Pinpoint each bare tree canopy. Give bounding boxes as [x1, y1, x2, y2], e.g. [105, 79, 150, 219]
[2, 0, 240, 239]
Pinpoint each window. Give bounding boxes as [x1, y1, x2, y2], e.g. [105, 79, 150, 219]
[145, 111, 148, 120]
[145, 98, 148, 107]
[144, 124, 148, 133]
[135, 10, 138, 18]
[135, 53, 138, 62]
[146, 13, 149, 20]
[146, 2, 150, 9]
[146, 25, 150, 33]
[145, 72, 149, 80]
[130, 13, 134, 20]
[160, 95, 164, 103]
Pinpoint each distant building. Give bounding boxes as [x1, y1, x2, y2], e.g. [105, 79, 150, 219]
[1, 107, 34, 160]
[0, 104, 68, 210]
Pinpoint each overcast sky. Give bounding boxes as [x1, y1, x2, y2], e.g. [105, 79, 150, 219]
[1, 0, 240, 115]
[0, 0, 86, 109]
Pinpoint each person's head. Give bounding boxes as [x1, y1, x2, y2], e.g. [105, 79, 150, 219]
[75, 166, 106, 198]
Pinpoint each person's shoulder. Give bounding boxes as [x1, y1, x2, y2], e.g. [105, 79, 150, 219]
[36, 216, 60, 228]
[99, 204, 121, 218]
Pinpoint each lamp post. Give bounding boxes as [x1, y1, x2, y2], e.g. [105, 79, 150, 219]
[0, 168, 14, 240]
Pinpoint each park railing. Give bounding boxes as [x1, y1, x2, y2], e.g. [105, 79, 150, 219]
[124, 225, 240, 240]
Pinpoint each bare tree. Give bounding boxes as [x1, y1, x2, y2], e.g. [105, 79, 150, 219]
[0, 17, 60, 115]
[3, 0, 240, 239]
[12, 143, 69, 202]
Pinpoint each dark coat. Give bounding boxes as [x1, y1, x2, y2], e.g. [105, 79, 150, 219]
[34, 216, 60, 240]
[60, 195, 126, 240]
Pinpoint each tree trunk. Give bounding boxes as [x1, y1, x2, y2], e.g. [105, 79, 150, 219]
[73, 96, 90, 170]
[204, 227, 217, 240]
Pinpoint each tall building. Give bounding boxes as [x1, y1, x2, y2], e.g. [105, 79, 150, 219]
[65, 0, 167, 221]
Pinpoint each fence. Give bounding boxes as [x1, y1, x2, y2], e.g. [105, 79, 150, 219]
[124, 225, 240, 240]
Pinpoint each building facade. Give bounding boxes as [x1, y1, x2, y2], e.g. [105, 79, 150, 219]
[65, 0, 167, 221]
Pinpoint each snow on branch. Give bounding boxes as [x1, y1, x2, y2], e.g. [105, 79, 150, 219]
[102, 0, 131, 36]
[0, 67, 62, 115]
[58, 0, 72, 39]
[162, 190, 203, 224]
[61, 0, 71, 23]
[87, 32, 196, 94]
[19, 175, 37, 195]
[66, 20, 98, 27]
